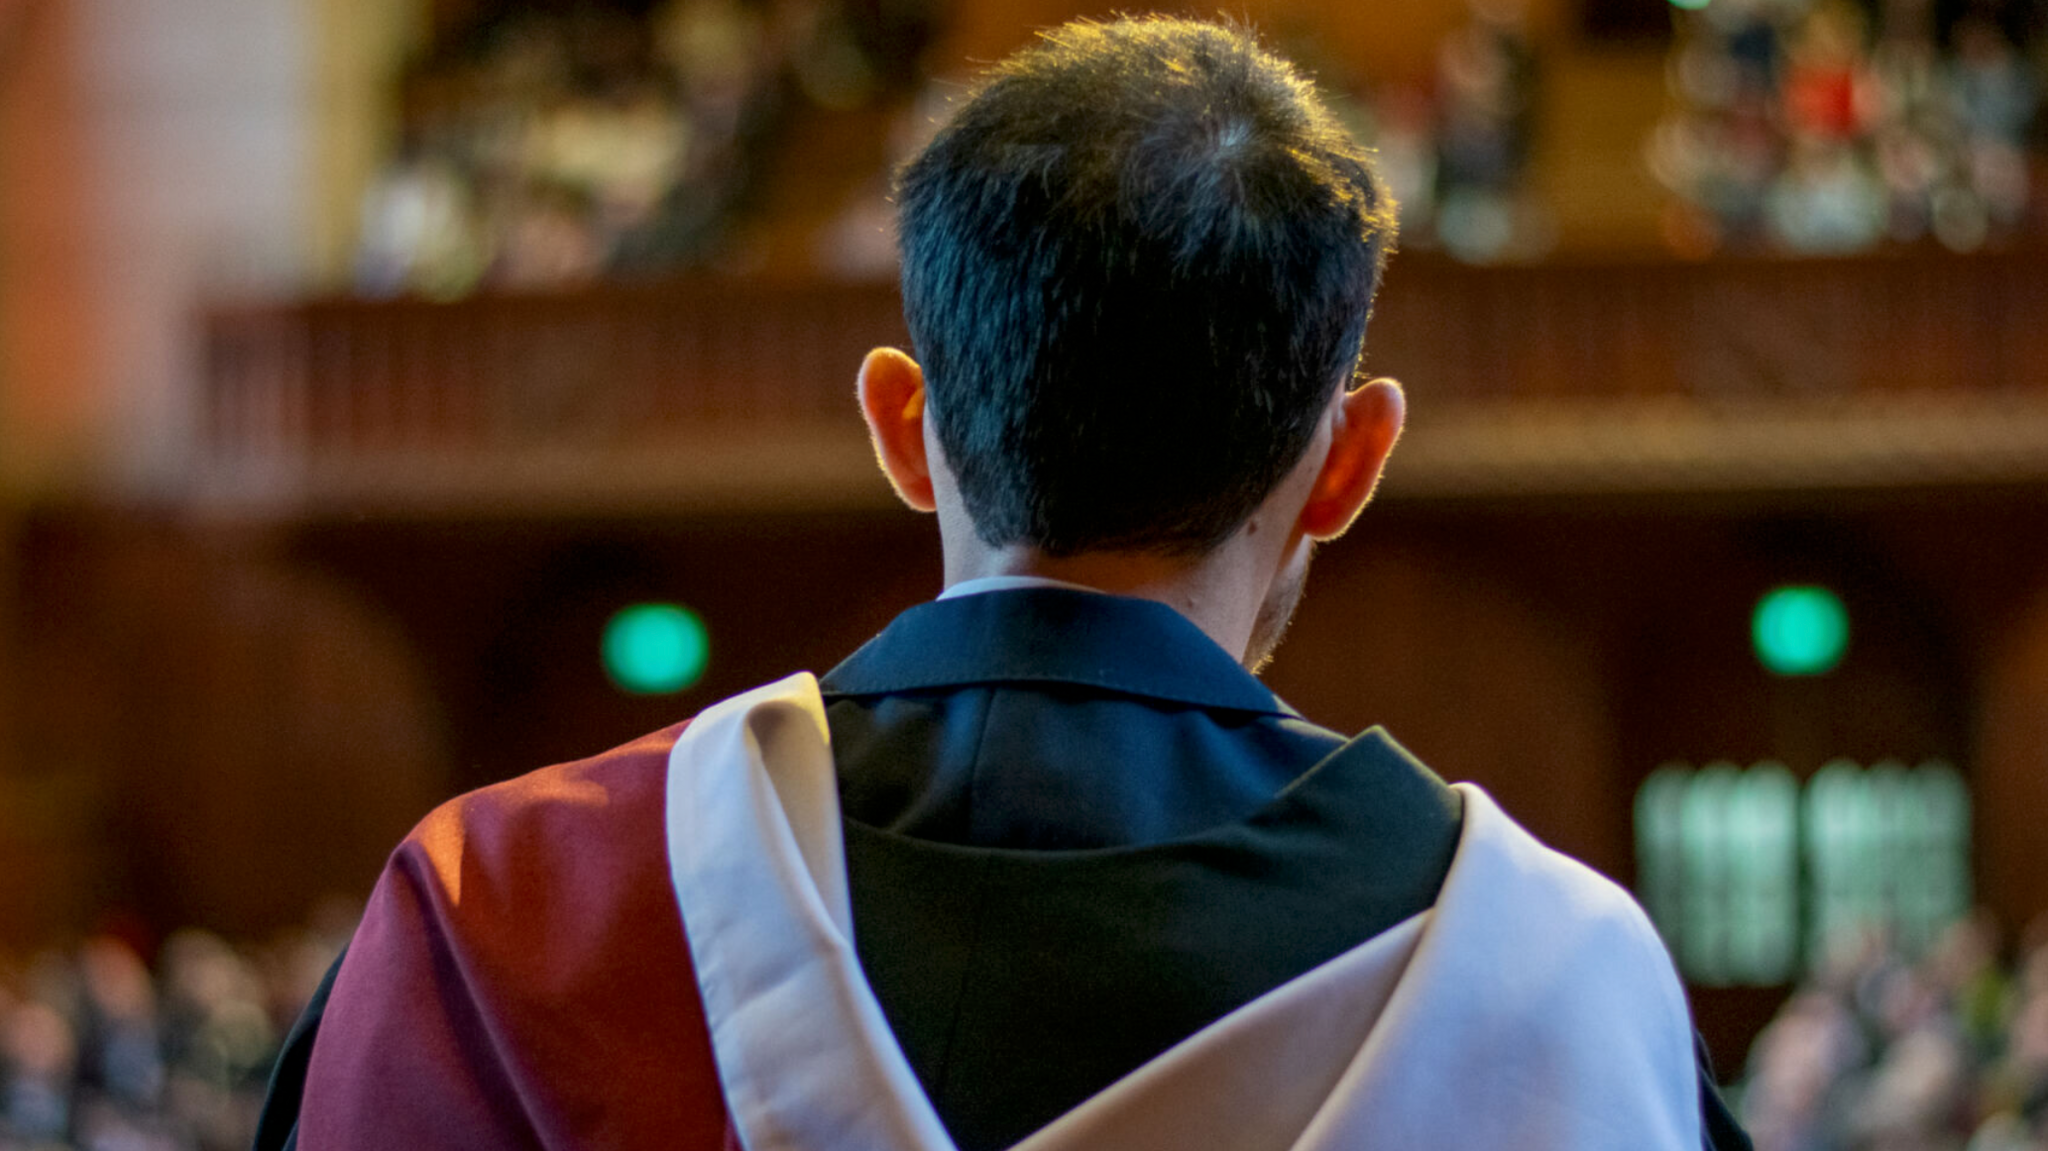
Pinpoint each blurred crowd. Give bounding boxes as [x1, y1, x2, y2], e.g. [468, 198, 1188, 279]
[1744, 912, 2048, 1151]
[348, 0, 2048, 286]
[354, 0, 938, 296]
[1650, 0, 2044, 255]
[0, 904, 354, 1151]
[353, 0, 1556, 290]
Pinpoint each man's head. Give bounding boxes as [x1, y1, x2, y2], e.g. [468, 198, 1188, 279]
[860, 17, 1404, 668]
[892, 17, 1397, 556]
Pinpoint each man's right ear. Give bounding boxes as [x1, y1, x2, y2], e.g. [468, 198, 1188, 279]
[857, 347, 937, 512]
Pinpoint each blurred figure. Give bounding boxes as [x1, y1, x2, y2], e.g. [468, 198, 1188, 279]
[1434, 0, 1550, 261]
[3, 997, 77, 1147]
[73, 937, 166, 1142]
[156, 932, 275, 1151]
[1949, 16, 2036, 242]
[1766, 138, 1886, 252]
[1745, 989, 1866, 1150]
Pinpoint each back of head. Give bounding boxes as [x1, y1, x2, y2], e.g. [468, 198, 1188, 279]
[897, 17, 1397, 557]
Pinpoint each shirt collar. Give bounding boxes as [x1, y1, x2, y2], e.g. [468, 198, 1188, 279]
[938, 574, 1105, 600]
[819, 587, 1288, 715]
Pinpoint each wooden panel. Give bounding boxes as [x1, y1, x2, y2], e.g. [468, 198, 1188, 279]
[9, 513, 452, 941]
[1978, 584, 2048, 933]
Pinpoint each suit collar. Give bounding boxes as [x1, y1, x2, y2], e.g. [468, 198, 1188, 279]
[820, 588, 1287, 715]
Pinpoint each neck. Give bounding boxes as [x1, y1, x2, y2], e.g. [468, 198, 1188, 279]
[943, 539, 1279, 662]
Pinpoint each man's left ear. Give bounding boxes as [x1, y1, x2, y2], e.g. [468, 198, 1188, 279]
[1297, 377, 1405, 541]
[858, 347, 938, 513]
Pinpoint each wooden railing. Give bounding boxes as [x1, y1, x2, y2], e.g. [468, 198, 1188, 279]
[198, 253, 2048, 515]
[1370, 251, 2048, 403]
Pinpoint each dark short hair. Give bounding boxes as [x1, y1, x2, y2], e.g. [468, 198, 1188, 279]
[895, 17, 1397, 556]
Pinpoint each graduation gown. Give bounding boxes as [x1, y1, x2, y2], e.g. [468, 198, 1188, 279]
[269, 589, 1748, 1149]
[669, 672, 1702, 1150]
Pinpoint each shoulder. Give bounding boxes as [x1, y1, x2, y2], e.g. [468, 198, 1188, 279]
[1440, 786, 1698, 1082]
[360, 719, 698, 1004]
[396, 720, 689, 922]
[1466, 788, 1670, 953]
[1386, 785, 1702, 1146]
[303, 719, 733, 1147]
[1445, 787, 1684, 1003]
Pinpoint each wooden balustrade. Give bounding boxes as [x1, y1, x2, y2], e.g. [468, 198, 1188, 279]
[198, 252, 2048, 516]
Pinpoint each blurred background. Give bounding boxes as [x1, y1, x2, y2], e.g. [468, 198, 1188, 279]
[3, 0, 2048, 1146]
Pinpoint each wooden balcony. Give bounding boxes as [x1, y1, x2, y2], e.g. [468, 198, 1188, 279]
[198, 252, 2048, 518]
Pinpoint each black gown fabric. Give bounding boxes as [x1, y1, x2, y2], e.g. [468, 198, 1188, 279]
[824, 588, 1752, 1151]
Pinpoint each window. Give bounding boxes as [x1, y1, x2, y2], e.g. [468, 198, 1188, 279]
[1635, 760, 1969, 985]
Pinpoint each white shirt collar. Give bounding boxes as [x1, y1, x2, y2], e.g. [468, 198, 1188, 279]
[937, 575, 1107, 600]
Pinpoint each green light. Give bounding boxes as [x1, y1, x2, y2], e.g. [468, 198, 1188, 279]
[1752, 586, 1848, 676]
[1669, 0, 1711, 10]
[603, 604, 708, 694]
